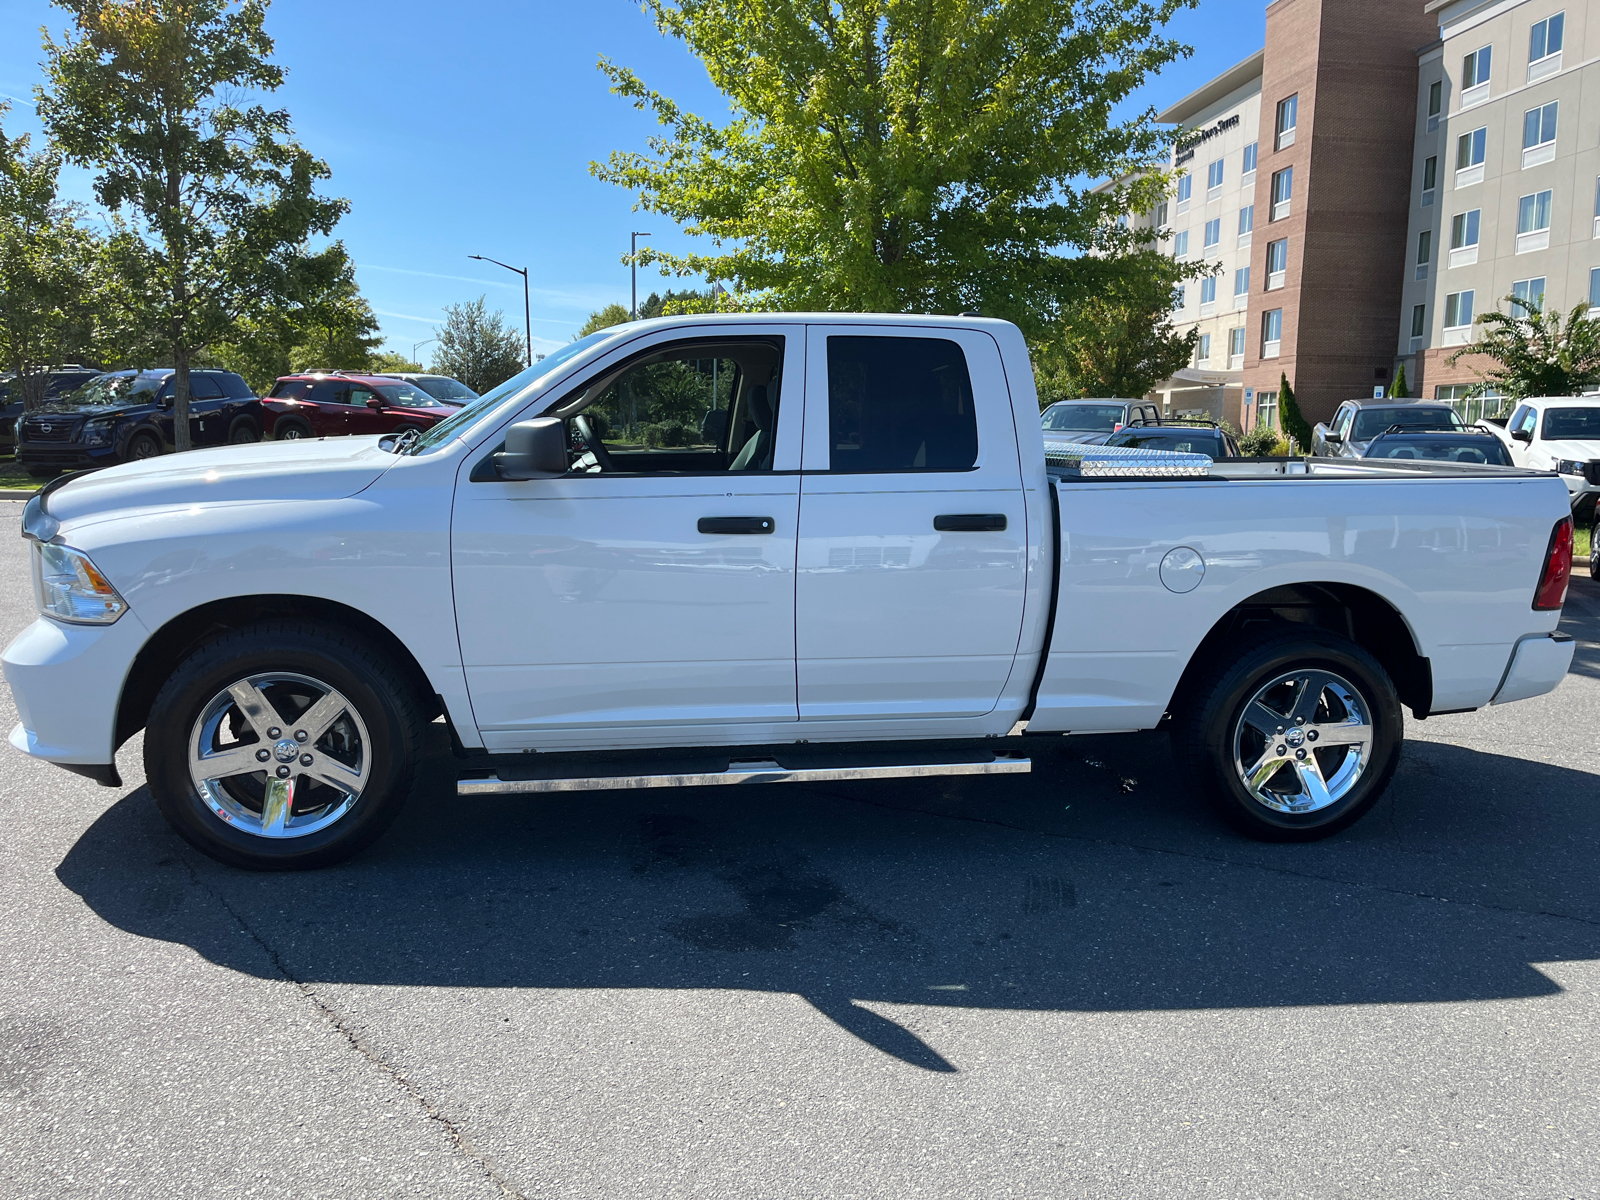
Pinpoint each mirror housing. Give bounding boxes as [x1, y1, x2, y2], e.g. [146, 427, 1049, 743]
[1325, 431, 1343, 444]
[494, 418, 568, 480]
[1511, 427, 1533, 443]
[366, 397, 383, 410]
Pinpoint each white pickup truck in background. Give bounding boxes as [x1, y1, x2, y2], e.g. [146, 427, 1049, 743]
[1476, 396, 1600, 575]
[3, 314, 1578, 870]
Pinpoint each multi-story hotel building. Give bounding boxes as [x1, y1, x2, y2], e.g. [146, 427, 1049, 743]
[1132, 0, 1598, 431]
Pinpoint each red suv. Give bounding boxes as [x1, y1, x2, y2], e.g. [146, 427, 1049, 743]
[263, 373, 458, 441]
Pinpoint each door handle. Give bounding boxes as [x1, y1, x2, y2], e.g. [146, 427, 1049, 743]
[934, 514, 1007, 532]
[698, 516, 776, 535]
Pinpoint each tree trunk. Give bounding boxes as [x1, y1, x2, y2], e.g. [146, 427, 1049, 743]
[172, 342, 192, 452]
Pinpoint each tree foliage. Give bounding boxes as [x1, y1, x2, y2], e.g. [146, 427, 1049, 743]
[1388, 362, 1409, 399]
[593, 0, 1196, 331]
[369, 351, 422, 374]
[1447, 295, 1600, 400]
[433, 296, 526, 395]
[40, 0, 346, 448]
[1030, 252, 1199, 403]
[576, 303, 632, 339]
[1278, 371, 1312, 452]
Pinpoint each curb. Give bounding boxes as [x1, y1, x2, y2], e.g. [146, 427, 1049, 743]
[0, 489, 39, 500]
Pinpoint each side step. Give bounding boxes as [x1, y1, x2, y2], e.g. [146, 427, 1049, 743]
[457, 751, 1031, 796]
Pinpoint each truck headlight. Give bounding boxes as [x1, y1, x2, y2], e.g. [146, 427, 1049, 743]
[32, 544, 128, 624]
[81, 419, 115, 447]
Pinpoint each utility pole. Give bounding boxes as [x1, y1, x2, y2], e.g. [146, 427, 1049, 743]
[631, 231, 651, 320]
[468, 255, 533, 366]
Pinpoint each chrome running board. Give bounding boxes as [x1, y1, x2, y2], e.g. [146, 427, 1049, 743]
[457, 754, 1031, 796]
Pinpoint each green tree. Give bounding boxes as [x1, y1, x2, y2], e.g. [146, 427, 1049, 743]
[0, 101, 101, 407]
[639, 288, 713, 318]
[40, 0, 347, 449]
[1031, 252, 1199, 403]
[369, 351, 423, 374]
[1447, 295, 1600, 400]
[1388, 362, 1409, 399]
[592, 0, 1196, 331]
[433, 296, 526, 394]
[576, 303, 632, 339]
[1278, 372, 1312, 453]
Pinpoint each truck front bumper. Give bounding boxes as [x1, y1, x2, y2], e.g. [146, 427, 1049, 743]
[3, 612, 150, 775]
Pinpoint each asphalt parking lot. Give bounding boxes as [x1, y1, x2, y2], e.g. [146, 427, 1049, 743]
[1, 497, 1597, 1199]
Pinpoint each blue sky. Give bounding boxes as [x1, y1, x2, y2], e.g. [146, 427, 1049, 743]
[0, 0, 1266, 360]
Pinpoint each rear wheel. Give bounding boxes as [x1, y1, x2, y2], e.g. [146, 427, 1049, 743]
[126, 431, 163, 462]
[1172, 631, 1403, 841]
[1590, 520, 1598, 579]
[144, 622, 425, 870]
[228, 417, 260, 444]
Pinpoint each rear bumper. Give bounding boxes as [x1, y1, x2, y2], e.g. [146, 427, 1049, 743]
[1490, 632, 1575, 706]
[2, 612, 150, 768]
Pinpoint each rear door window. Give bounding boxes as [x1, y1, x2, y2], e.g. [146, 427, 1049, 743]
[189, 374, 226, 400]
[825, 336, 978, 472]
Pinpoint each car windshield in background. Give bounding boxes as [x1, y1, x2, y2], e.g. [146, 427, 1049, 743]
[1108, 430, 1222, 456]
[1542, 408, 1600, 440]
[1042, 404, 1126, 432]
[50, 375, 162, 409]
[415, 376, 477, 401]
[1352, 408, 1462, 440]
[374, 383, 448, 408]
[1367, 437, 1510, 465]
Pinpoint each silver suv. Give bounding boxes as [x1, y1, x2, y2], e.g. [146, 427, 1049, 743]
[1312, 398, 1463, 458]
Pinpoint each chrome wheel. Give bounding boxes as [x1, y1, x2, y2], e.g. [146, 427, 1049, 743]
[1231, 669, 1374, 815]
[187, 672, 371, 839]
[279, 426, 306, 440]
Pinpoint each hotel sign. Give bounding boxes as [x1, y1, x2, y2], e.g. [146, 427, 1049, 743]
[1175, 114, 1241, 165]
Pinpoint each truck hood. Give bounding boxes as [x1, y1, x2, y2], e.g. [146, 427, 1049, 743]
[1541, 439, 1600, 461]
[43, 437, 396, 530]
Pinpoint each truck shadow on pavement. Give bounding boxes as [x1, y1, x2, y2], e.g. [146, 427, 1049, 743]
[56, 731, 1600, 1073]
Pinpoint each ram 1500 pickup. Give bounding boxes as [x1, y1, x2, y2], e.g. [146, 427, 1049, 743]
[3, 315, 1578, 870]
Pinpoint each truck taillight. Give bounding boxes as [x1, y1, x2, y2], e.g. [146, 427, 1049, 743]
[1533, 518, 1573, 611]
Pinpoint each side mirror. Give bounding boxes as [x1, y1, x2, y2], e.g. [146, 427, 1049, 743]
[1325, 431, 1343, 444]
[494, 418, 568, 480]
[1512, 428, 1533, 443]
[366, 397, 383, 410]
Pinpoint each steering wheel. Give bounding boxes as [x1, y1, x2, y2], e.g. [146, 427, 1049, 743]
[573, 414, 616, 473]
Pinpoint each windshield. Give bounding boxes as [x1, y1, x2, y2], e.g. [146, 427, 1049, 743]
[50, 374, 163, 409]
[406, 329, 627, 454]
[1368, 437, 1509, 465]
[1353, 407, 1462, 440]
[1042, 404, 1127, 432]
[414, 376, 477, 401]
[1542, 408, 1600, 440]
[1108, 429, 1223, 455]
[373, 382, 448, 408]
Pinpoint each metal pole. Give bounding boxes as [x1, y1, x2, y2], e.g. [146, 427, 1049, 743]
[522, 270, 532, 366]
[631, 232, 651, 320]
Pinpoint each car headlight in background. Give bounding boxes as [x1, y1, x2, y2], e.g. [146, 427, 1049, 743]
[80, 419, 115, 447]
[32, 544, 128, 624]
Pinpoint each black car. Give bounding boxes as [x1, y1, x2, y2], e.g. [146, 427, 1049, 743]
[0, 367, 102, 452]
[1362, 427, 1513, 466]
[16, 369, 262, 477]
[1104, 421, 1241, 459]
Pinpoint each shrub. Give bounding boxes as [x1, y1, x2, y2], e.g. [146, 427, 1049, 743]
[1239, 426, 1282, 457]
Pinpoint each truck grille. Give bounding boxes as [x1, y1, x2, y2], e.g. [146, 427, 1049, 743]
[1584, 461, 1600, 487]
[20, 418, 79, 443]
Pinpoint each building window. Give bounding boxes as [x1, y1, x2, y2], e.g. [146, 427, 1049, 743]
[1529, 12, 1564, 80]
[1449, 209, 1481, 267]
[1155, 201, 1169, 228]
[1522, 101, 1558, 167]
[1275, 95, 1298, 150]
[1416, 229, 1431, 280]
[1256, 390, 1279, 430]
[1173, 229, 1189, 258]
[1594, 177, 1600, 238]
[1266, 238, 1288, 289]
[1422, 155, 1437, 207]
[1204, 218, 1221, 252]
[1229, 327, 1246, 364]
[1177, 174, 1192, 212]
[1234, 266, 1251, 297]
[1511, 277, 1547, 312]
[1207, 159, 1224, 195]
[1200, 276, 1217, 311]
[1462, 45, 1492, 106]
[1262, 308, 1283, 359]
[1197, 333, 1212, 363]
[1590, 267, 1599, 314]
[1455, 127, 1487, 186]
[1243, 142, 1258, 177]
[1271, 167, 1293, 220]
[1428, 80, 1443, 130]
[1517, 189, 1553, 253]
[1411, 303, 1428, 341]
[1174, 283, 1186, 311]
[1443, 290, 1475, 345]
[1238, 205, 1254, 242]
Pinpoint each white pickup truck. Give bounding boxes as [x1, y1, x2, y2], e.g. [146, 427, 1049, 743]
[3, 315, 1579, 870]
[1475, 396, 1600, 574]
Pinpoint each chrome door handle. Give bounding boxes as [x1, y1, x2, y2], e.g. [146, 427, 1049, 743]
[698, 516, 776, 535]
[934, 514, 1007, 532]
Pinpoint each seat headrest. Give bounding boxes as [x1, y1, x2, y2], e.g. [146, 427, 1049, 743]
[746, 385, 772, 431]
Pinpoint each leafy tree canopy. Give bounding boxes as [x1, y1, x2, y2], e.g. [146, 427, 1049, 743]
[1448, 296, 1600, 401]
[369, 351, 423, 374]
[1278, 372, 1312, 452]
[593, 0, 1196, 332]
[577, 303, 632, 339]
[433, 296, 527, 394]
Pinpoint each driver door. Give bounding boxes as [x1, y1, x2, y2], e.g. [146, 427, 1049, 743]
[451, 325, 806, 749]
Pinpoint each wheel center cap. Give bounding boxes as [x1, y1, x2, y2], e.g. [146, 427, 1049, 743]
[273, 739, 299, 763]
[1285, 728, 1306, 749]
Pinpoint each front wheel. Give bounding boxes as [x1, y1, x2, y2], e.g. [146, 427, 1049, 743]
[1590, 520, 1598, 580]
[145, 622, 425, 870]
[126, 431, 163, 462]
[1172, 631, 1403, 842]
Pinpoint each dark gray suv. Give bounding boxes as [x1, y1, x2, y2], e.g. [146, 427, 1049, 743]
[1311, 398, 1464, 458]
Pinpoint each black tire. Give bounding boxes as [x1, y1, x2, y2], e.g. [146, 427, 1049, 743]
[1590, 521, 1598, 580]
[144, 621, 425, 870]
[228, 417, 261, 444]
[274, 418, 314, 441]
[1172, 630, 1404, 842]
[25, 466, 57, 479]
[126, 431, 163, 462]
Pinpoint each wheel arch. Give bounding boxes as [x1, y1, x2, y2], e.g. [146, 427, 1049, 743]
[1168, 582, 1433, 721]
[115, 594, 443, 750]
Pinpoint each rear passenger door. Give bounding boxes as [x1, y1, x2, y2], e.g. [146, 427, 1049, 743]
[187, 373, 229, 445]
[795, 326, 1028, 722]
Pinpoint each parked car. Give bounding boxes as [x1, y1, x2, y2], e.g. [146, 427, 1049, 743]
[376, 372, 478, 404]
[1311, 398, 1464, 458]
[15, 369, 260, 477]
[0, 367, 102, 453]
[263, 373, 462, 440]
[1105, 420, 1241, 459]
[3, 313, 1575, 870]
[1041, 399, 1160, 444]
[1475, 396, 1600, 526]
[1361, 427, 1513, 466]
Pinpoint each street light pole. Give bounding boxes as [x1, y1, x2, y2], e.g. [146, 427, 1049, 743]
[468, 254, 533, 366]
[630, 232, 651, 320]
[412, 337, 436, 365]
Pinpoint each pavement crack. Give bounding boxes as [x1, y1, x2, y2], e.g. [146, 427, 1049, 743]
[176, 857, 528, 1199]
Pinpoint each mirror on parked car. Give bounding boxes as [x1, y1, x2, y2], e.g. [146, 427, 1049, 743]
[366, 397, 384, 410]
[494, 417, 568, 480]
[1513, 429, 1533, 443]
